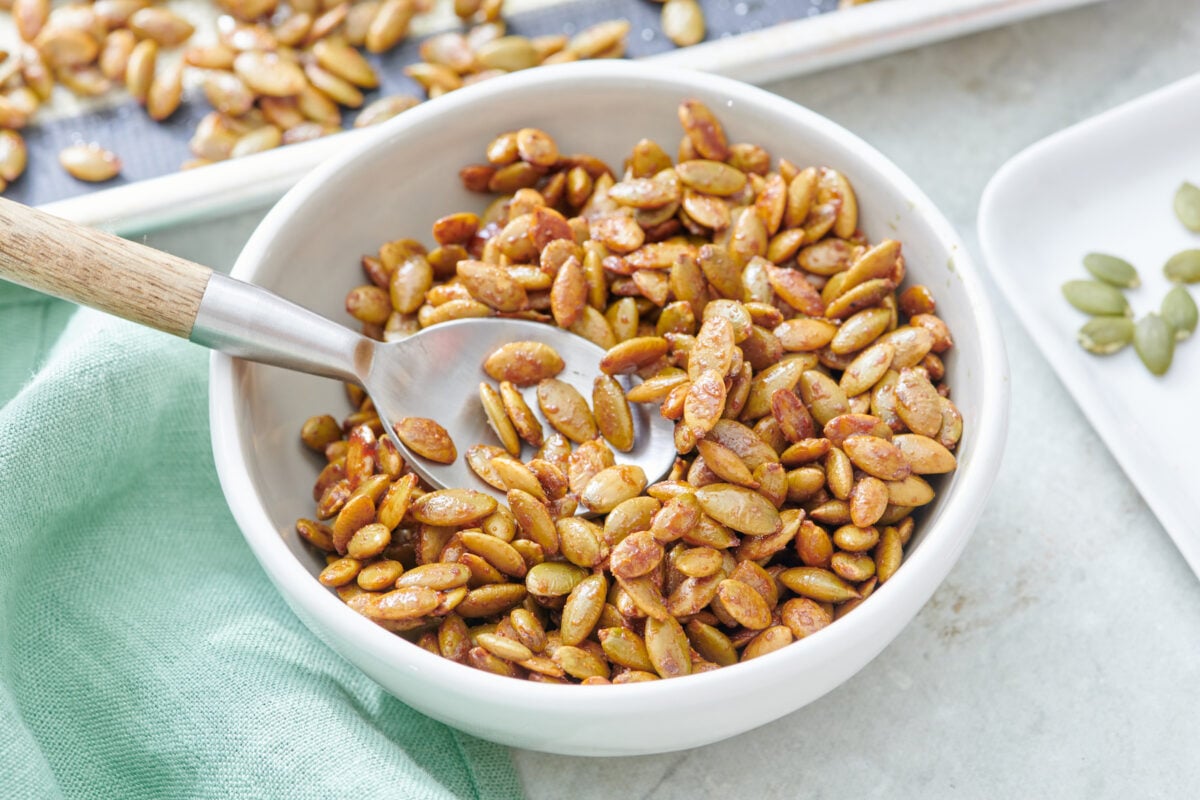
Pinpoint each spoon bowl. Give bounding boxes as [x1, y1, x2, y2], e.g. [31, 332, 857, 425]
[362, 317, 675, 497]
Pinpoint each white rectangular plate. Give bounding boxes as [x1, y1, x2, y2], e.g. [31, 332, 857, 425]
[979, 72, 1200, 578]
[35, 0, 1106, 235]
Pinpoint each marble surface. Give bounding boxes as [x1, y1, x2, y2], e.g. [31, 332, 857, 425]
[142, 0, 1200, 793]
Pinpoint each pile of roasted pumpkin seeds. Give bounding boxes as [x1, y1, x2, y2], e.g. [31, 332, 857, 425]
[295, 99, 964, 684]
[1065, 183, 1200, 375]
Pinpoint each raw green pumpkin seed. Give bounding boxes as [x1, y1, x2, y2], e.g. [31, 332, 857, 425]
[1061, 280, 1131, 317]
[1133, 313, 1174, 376]
[1174, 182, 1200, 232]
[1083, 252, 1140, 288]
[1163, 249, 1200, 283]
[1161, 285, 1198, 341]
[1076, 316, 1134, 355]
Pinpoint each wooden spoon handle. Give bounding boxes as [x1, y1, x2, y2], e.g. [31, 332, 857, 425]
[0, 196, 212, 338]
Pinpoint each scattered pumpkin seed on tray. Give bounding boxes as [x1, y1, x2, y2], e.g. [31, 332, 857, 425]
[1163, 249, 1200, 283]
[1082, 252, 1139, 288]
[1064, 180, 1200, 374]
[1065, 255, 1196, 372]
[1175, 182, 1200, 233]
[1161, 285, 1198, 340]
[1062, 278, 1131, 317]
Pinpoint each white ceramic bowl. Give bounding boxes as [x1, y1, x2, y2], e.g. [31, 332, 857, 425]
[210, 61, 1009, 756]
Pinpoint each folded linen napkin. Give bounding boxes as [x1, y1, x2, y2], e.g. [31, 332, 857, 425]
[0, 282, 521, 800]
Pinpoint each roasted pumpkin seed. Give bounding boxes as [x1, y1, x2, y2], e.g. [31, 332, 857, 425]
[661, 0, 705, 47]
[741, 626, 793, 661]
[484, 341, 564, 386]
[581, 464, 646, 514]
[778, 567, 860, 603]
[59, 143, 120, 182]
[395, 417, 456, 464]
[560, 574, 607, 645]
[410, 489, 496, 526]
[695, 483, 781, 536]
[537, 378, 598, 443]
[233, 51, 305, 97]
[643, 616, 691, 679]
[0, 130, 27, 183]
[593, 374, 635, 452]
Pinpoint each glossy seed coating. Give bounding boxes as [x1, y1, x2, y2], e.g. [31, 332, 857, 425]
[298, 100, 966, 684]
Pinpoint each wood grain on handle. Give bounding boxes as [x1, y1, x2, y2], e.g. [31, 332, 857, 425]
[0, 197, 212, 338]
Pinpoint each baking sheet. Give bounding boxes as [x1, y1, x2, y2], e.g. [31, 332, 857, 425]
[10, 0, 834, 208]
[978, 71, 1200, 579]
[3, 0, 1107, 234]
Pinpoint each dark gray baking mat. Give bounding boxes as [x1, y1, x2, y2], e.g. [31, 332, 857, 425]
[7, 0, 840, 207]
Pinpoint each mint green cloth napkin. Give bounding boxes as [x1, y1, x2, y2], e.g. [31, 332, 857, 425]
[0, 283, 522, 800]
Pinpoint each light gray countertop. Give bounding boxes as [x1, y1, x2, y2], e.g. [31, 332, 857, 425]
[143, 0, 1200, 794]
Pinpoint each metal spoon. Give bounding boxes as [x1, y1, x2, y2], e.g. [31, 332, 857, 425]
[0, 198, 677, 496]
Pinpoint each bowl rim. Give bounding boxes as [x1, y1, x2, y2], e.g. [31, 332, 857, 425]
[209, 60, 1010, 714]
